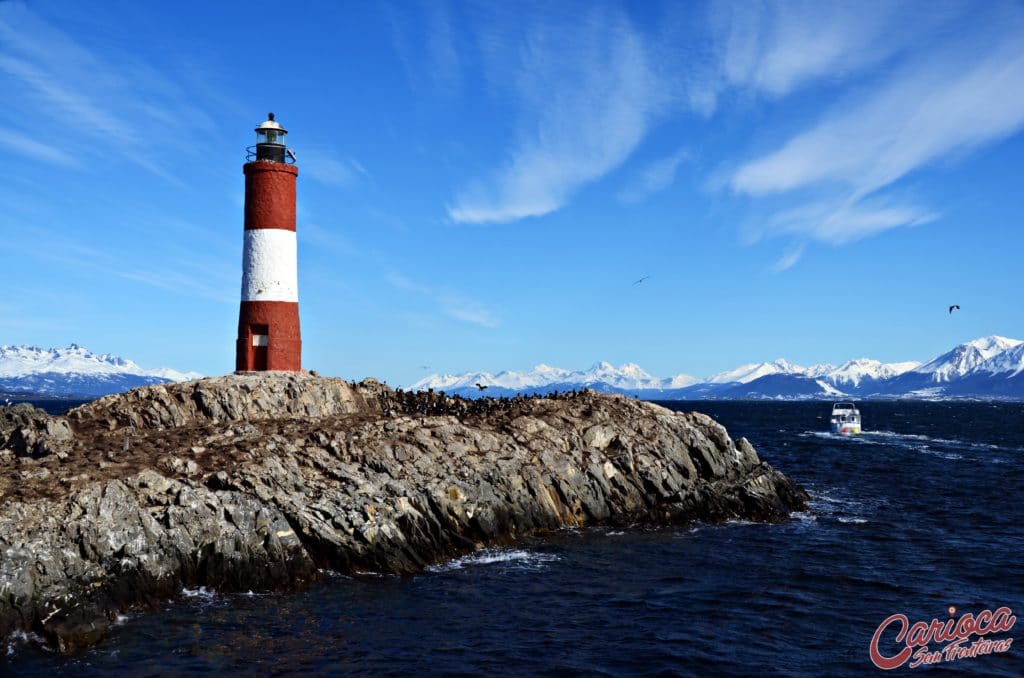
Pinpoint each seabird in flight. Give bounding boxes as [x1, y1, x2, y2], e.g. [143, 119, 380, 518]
[475, 383, 489, 391]
[633, 275, 650, 286]
[949, 304, 960, 314]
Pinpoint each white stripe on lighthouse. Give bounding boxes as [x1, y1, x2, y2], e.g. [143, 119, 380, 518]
[241, 228, 298, 302]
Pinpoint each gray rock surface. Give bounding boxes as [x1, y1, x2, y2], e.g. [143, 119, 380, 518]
[0, 373, 807, 653]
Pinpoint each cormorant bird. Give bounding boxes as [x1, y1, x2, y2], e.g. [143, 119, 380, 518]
[633, 275, 650, 285]
[475, 383, 489, 391]
[949, 304, 960, 314]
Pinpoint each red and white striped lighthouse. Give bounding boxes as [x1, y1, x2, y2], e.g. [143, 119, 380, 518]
[235, 113, 301, 372]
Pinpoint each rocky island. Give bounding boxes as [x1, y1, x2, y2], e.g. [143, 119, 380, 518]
[0, 374, 807, 653]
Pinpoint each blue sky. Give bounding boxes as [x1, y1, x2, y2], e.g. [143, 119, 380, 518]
[1, 0, 1023, 386]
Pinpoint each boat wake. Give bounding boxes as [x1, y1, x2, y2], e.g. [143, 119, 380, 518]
[800, 430, 1021, 459]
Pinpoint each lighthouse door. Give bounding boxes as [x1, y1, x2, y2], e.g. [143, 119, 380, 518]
[250, 324, 269, 371]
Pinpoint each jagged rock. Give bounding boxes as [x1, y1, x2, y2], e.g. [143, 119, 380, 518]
[1, 403, 73, 458]
[0, 374, 807, 653]
[66, 372, 370, 431]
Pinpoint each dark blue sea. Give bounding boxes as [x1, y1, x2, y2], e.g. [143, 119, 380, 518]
[5, 401, 1023, 675]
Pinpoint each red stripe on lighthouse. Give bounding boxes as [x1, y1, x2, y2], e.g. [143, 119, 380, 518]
[236, 301, 301, 372]
[243, 162, 298, 231]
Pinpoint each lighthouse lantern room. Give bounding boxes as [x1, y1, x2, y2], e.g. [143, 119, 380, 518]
[252, 113, 288, 163]
[236, 113, 302, 372]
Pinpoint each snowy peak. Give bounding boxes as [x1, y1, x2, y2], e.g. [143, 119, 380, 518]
[914, 335, 1023, 381]
[974, 342, 1024, 376]
[827, 358, 921, 387]
[707, 359, 803, 385]
[965, 335, 1022, 353]
[0, 344, 201, 381]
[579, 362, 659, 388]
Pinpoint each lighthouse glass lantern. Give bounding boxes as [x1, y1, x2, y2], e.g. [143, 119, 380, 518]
[254, 113, 288, 162]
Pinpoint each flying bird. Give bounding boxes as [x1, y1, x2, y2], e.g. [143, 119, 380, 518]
[475, 383, 489, 391]
[949, 304, 960, 314]
[633, 275, 650, 286]
[286, 148, 297, 163]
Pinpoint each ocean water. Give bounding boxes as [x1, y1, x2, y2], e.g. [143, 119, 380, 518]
[5, 400, 1023, 675]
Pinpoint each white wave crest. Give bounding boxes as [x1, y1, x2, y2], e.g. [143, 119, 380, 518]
[427, 548, 560, 573]
[6, 629, 47, 657]
[181, 586, 217, 599]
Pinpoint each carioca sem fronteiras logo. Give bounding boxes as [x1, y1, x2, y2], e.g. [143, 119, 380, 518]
[869, 606, 1015, 670]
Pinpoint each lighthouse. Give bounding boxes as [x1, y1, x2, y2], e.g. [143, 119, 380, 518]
[236, 113, 301, 372]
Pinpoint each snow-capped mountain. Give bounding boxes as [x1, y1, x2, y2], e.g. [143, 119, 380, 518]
[411, 335, 1024, 400]
[912, 336, 1022, 381]
[880, 336, 1024, 398]
[410, 361, 698, 395]
[825, 359, 921, 388]
[706, 359, 804, 384]
[0, 344, 201, 397]
[974, 342, 1024, 376]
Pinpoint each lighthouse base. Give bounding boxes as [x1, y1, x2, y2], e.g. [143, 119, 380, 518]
[236, 300, 301, 372]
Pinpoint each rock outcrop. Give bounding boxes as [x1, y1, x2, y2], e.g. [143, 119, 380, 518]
[0, 373, 807, 653]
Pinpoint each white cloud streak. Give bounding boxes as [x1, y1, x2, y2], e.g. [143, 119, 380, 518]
[723, 2, 1024, 248]
[708, 0, 942, 99]
[448, 8, 667, 224]
[0, 3, 218, 177]
[618, 147, 690, 204]
[386, 272, 498, 328]
[300, 149, 368, 188]
[771, 244, 804, 273]
[439, 296, 499, 328]
[733, 43, 1024, 200]
[0, 129, 80, 167]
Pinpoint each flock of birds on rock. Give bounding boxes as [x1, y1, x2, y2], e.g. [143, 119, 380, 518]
[373, 386, 591, 420]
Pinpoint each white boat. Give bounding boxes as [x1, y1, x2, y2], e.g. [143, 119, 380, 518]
[830, 402, 861, 435]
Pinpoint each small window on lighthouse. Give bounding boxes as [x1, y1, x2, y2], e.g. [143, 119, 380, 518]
[252, 334, 269, 347]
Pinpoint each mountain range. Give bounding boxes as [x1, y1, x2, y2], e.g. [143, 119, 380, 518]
[409, 336, 1024, 401]
[0, 344, 202, 398]
[4, 336, 1024, 401]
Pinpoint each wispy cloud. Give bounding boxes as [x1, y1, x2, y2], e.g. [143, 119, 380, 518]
[758, 197, 938, 246]
[385, 0, 463, 95]
[114, 268, 234, 304]
[386, 271, 498, 328]
[771, 244, 804, 273]
[448, 7, 668, 224]
[8, 224, 236, 303]
[618, 147, 690, 203]
[439, 296, 499, 328]
[0, 2, 219, 177]
[300, 149, 368, 188]
[708, 1, 941, 100]
[720, 2, 1024, 250]
[733, 41, 1024, 200]
[0, 127, 81, 168]
[385, 271, 431, 295]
